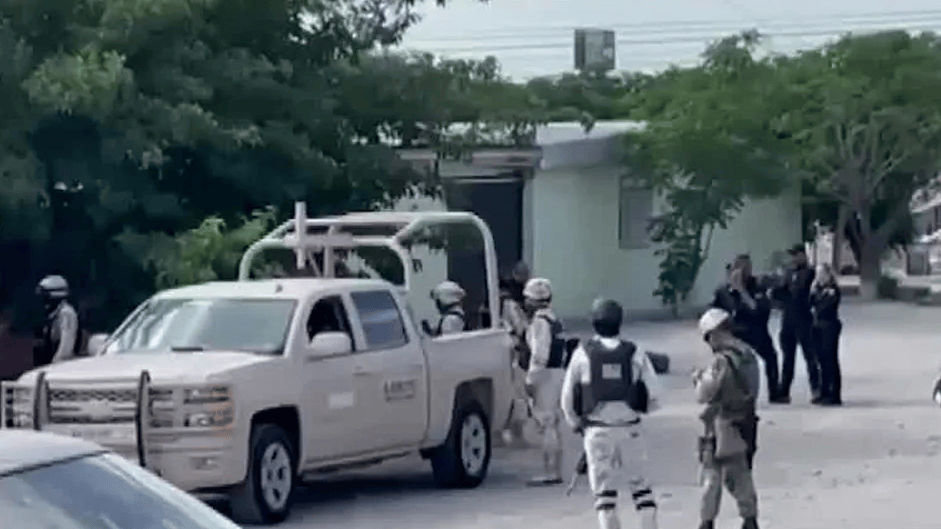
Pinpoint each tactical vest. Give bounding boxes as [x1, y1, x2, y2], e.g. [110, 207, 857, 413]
[35, 305, 84, 366]
[578, 339, 648, 415]
[518, 314, 566, 370]
[434, 309, 465, 335]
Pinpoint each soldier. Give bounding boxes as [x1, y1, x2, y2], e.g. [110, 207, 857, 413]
[522, 277, 567, 486]
[500, 273, 532, 446]
[429, 281, 466, 335]
[560, 298, 661, 529]
[694, 308, 761, 529]
[34, 275, 82, 367]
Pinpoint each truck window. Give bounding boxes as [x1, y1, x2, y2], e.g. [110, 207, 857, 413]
[350, 290, 409, 350]
[306, 296, 354, 348]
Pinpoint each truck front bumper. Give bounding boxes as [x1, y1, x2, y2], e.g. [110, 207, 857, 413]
[43, 423, 247, 492]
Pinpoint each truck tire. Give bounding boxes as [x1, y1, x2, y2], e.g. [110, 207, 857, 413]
[229, 424, 297, 525]
[932, 377, 941, 406]
[430, 402, 491, 488]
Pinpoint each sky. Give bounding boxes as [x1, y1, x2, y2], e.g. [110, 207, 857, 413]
[396, 0, 941, 79]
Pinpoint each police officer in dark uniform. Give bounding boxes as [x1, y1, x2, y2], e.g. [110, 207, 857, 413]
[772, 244, 820, 404]
[33, 275, 82, 367]
[810, 263, 843, 406]
[711, 254, 784, 404]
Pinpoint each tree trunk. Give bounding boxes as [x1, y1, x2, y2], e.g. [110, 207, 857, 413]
[832, 204, 849, 271]
[857, 240, 883, 301]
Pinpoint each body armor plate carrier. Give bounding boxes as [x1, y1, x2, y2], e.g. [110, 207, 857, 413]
[578, 338, 648, 415]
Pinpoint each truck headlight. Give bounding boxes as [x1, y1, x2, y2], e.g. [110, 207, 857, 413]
[184, 408, 233, 428]
[183, 386, 230, 404]
[3, 384, 33, 429]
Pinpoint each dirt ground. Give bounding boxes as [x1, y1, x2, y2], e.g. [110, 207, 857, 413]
[275, 301, 941, 529]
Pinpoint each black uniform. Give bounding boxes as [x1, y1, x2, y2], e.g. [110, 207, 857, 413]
[811, 282, 842, 405]
[711, 276, 781, 401]
[773, 262, 820, 400]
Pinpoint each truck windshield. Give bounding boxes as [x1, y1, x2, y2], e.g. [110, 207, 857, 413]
[0, 452, 240, 529]
[105, 298, 296, 355]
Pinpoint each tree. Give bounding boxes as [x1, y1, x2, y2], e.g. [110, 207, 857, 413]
[778, 31, 941, 297]
[625, 31, 790, 312]
[0, 0, 546, 332]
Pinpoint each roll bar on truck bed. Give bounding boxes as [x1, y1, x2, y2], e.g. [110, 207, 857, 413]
[237, 202, 502, 329]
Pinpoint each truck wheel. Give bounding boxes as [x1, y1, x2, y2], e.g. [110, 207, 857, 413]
[932, 377, 941, 406]
[431, 402, 491, 488]
[229, 424, 297, 525]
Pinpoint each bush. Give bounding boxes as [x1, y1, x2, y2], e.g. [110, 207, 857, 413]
[876, 274, 899, 299]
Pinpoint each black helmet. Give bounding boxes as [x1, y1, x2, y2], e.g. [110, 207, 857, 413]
[591, 298, 623, 337]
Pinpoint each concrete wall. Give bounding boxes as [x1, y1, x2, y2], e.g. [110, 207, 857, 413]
[527, 164, 802, 321]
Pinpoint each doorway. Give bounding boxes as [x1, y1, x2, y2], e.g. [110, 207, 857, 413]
[444, 174, 525, 326]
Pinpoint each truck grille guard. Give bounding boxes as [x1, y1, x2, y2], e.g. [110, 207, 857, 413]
[28, 369, 152, 469]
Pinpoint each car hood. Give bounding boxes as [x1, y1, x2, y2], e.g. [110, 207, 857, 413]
[15, 351, 272, 386]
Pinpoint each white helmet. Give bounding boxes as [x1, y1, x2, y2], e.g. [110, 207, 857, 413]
[36, 275, 69, 300]
[431, 281, 465, 306]
[523, 278, 552, 302]
[698, 308, 731, 337]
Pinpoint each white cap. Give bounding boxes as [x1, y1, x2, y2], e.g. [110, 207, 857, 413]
[431, 281, 465, 306]
[523, 278, 552, 301]
[698, 308, 731, 337]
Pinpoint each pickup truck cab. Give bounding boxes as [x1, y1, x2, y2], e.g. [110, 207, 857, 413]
[2, 206, 513, 524]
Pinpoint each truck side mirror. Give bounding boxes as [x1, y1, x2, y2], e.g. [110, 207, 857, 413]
[308, 332, 352, 358]
[87, 333, 109, 356]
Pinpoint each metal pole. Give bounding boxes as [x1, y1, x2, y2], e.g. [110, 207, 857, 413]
[294, 202, 307, 271]
[32, 371, 46, 430]
[135, 370, 151, 468]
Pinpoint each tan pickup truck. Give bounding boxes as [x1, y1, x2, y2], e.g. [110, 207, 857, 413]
[1, 207, 513, 524]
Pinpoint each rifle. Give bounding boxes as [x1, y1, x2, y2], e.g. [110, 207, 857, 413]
[565, 451, 588, 496]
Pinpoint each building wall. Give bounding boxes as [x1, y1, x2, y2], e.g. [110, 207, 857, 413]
[527, 165, 802, 321]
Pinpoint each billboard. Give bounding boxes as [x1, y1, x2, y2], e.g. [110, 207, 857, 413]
[574, 29, 616, 72]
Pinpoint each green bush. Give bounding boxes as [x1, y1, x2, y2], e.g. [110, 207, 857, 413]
[876, 274, 899, 299]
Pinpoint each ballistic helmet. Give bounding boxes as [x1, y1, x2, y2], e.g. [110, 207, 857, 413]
[523, 278, 552, 302]
[431, 281, 465, 307]
[698, 308, 731, 338]
[36, 275, 69, 300]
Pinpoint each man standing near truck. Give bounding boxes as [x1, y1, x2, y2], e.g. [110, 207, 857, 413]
[522, 277, 566, 486]
[561, 298, 661, 529]
[33, 275, 82, 367]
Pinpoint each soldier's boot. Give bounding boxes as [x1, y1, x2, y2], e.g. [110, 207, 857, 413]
[697, 521, 714, 529]
[742, 516, 759, 529]
[526, 451, 563, 486]
[596, 507, 621, 529]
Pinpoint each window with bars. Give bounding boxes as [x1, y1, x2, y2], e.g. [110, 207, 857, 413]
[618, 177, 654, 250]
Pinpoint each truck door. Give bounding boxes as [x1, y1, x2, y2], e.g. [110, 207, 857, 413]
[300, 294, 361, 461]
[347, 289, 428, 452]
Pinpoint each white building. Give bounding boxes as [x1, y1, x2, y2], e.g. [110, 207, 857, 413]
[395, 120, 802, 323]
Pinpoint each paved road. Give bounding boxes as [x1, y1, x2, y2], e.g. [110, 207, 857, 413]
[254, 302, 941, 529]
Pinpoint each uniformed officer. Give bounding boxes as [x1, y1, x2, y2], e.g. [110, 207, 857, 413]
[522, 277, 567, 486]
[694, 308, 761, 529]
[561, 298, 661, 529]
[712, 254, 784, 403]
[34, 275, 81, 367]
[500, 274, 532, 446]
[430, 281, 466, 335]
[810, 264, 843, 406]
[772, 244, 820, 403]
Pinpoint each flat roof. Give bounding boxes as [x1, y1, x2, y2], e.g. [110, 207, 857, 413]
[0, 430, 105, 476]
[155, 278, 392, 300]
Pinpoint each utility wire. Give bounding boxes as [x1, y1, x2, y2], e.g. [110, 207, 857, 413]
[407, 8, 941, 43]
[410, 22, 941, 54]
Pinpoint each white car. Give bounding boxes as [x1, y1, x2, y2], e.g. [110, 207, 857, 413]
[0, 430, 241, 529]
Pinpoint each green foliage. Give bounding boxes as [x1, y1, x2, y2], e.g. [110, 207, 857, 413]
[0, 0, 543, 331]
[625, 31, 789, 311]
[117, 207, 279, 289]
